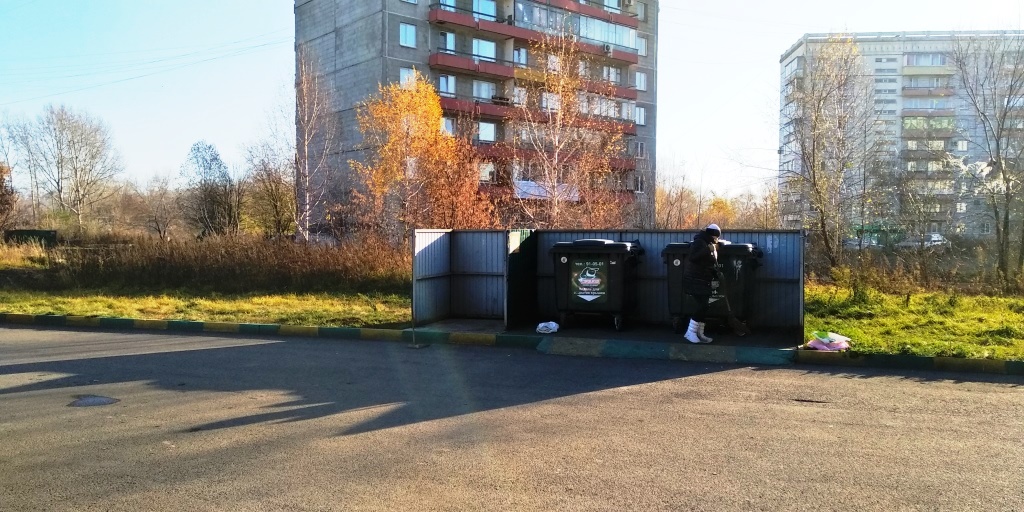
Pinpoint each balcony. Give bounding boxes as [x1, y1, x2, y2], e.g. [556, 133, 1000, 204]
[440, 95, 515, 118]
[901, 108, 955, 117]
[428, 3, 639, 65]
[429, 49, 517, 79]
[902, 87, 955, 97]
[902, 66, 955, 76]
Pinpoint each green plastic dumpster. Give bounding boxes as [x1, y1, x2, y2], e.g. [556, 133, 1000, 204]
[661, 242, 762, 332]
[550, 239, 644, 331]
[3, 229, 58, 247]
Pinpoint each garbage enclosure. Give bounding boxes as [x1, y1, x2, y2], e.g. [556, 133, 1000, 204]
[3, 229, 58, 247]
[550, 239, 644, 330]
[662, 242, 763, 332]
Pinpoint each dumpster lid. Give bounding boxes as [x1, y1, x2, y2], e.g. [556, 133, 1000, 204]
[551, 239, 644, 253]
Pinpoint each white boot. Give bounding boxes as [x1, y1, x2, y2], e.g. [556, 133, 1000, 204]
[697, 322, 714, 344]
[684, 319, 703, 344]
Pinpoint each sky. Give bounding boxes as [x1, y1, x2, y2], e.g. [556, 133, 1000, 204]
[1, 0, 1023, 196]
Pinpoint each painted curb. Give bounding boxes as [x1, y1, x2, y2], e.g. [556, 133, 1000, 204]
[0, 313, 544, 351]
[2, 313, 1020, 376]
[538, 337, 797, 366]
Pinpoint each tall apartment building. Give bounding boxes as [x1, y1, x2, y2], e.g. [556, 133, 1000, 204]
[295, 0, 659, 227]
[778, 31, 1022, 238]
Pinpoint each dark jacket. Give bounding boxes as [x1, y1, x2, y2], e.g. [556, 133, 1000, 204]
[682, 231, 719, 295]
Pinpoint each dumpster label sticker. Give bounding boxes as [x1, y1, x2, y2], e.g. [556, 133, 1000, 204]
[572, 258, 608, 303]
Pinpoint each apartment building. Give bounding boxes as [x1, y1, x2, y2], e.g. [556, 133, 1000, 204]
[295, 0, 658, 227]
[778, 31, 1023, 238]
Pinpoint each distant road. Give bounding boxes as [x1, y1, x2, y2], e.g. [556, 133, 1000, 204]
[1, 326, 1022, 511]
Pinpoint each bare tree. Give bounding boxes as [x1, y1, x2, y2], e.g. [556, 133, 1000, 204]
[780, 36, 880, 268]
[0, 161, 17, 231]
[179, 141, 243, 237]
[501, 33, 632, 229]
[949, 33, 1024, 285]
[137, 176, 181, 240]
[294, 46, 338, 241]
[9, 105, 122, 232]
[244, 139, 295, 237]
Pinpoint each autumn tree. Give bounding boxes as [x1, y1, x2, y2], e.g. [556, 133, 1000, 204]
[949, 34, 1024, 285]
[137, 176, 181, 240]
[780, 36, 880, 268]
[350, 72, 495, 242]
[179, 141, 243, 237]
[295, 46, 338, 241]
[0, 162, 17, 231]
[8, 105, 122, 232]
[501, 33, 632, 229]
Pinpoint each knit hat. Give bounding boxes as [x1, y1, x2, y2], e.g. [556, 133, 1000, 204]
[705, 224, 721, 237]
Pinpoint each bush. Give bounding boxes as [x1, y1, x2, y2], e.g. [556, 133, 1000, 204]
[44, 234, 411, 293]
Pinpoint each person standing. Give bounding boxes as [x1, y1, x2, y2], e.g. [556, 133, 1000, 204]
[682, 224, 721, 344]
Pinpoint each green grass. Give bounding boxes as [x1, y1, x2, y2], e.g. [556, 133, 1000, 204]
[805, 284, 1024, 361]
[0, 289, 412, 328]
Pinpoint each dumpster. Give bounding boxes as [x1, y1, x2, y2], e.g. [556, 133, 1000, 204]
[662, 242, 762, 332]
[550, 239, 644, 330]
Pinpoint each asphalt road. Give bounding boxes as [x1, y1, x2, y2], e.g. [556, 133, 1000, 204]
[1, 326, 1022, 511]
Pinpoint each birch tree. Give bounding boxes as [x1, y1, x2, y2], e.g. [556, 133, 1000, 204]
[949, 33, 1024, 285]
[294, 46, 338, 241]
[780, 36, 880, 268]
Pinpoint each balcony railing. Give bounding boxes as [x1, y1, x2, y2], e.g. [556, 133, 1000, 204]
[429, 2, 504, 22]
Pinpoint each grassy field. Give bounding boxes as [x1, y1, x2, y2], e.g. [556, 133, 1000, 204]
[0, 290, 412, 328]
[805, 284, 1024, 360]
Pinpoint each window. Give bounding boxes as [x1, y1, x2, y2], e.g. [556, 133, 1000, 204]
[541, 92, 560, 111]
[876, 68, 898, 74]
[980, 222, 992, 235]
[636, 2, 647, 21]
[477, 122, 496, 142]
[620, 101, 633, 120]
[906, 76, 949, 88]
[439, 32, 455, 54]
[635, 71, 647, 91]
[513, 86, 527, 106]
[473, 0, 497, 21]
[906, 140, 919, 150]
[547, 54, 561, 72]
[578, 60, 590, 76]
[875, 57, 897, 62]
[478, 161, 495, 182]
[875, 77, 897, 83]
[513, 47, 528, 67]
[604, 0, 622, 13]
[440, 0, 455, 11]
[875, 98, 896, 104]
[472, 38, 496, 62]
[906, 161, 918, 172]
[603, 66, 621, 84]
[438, 75, 456, 97]
[441, 117, 455, 135]
[399, 67, 415, 88]
[635, 106, 646, 125]
[637, 36, 648, 57]
[957, 140, 969, 151]
[399, 23, 416, 48]
[906, 53, 947, 66]
[875, 89, 896, 94]
[905, 98, 952, 109]
[635, 141, 647, 157]
[927, 161, 943, 172]
[633, 172, 646, 194]
[956, 202, 967, 213]
[927, 140, 944, 151]
[473, 80, 496, 100]
[875, 110, 896, 115]
[401, 0, 416, 3]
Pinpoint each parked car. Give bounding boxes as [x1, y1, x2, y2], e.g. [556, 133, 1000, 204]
[895, 233, 950, 252]
[842, 237, 882, 251]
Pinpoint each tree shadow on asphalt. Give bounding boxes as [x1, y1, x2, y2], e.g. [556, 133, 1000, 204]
[0, 329, 725, 436]
[753, 364, 1023, 386]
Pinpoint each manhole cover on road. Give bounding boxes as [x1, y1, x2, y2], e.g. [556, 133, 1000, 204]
[68, 395, 120, 407]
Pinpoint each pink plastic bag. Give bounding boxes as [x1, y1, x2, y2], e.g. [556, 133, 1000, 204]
[806, 338, 850, 351]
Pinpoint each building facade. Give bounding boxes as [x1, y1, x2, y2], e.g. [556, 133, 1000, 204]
[778, 31, 1024, 238]
[295, 0, 659, 227]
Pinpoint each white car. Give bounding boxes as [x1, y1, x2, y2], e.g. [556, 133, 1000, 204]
[896, 233, 950, 251]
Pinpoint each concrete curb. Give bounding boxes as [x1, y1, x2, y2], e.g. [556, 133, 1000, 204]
[2, 313, 1021, 376]
[0, 313, 544, 350]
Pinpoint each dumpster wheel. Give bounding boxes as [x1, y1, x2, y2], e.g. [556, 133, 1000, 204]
[613, 314, 624, 331]
[671, 315, 681, 333]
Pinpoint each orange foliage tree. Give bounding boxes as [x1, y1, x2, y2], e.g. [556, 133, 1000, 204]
[350, 72, 495, 242]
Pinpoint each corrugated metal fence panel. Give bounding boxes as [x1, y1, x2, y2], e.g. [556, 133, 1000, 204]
[727, 231, 805, 329]
[413, 230, 451, 325]
[450, 231, 507, 319]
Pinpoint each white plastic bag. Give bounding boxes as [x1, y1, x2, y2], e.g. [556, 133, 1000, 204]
[536, 321, 559, 334]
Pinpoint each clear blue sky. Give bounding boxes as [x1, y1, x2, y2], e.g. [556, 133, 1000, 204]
[1, 0, 1022, 195]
